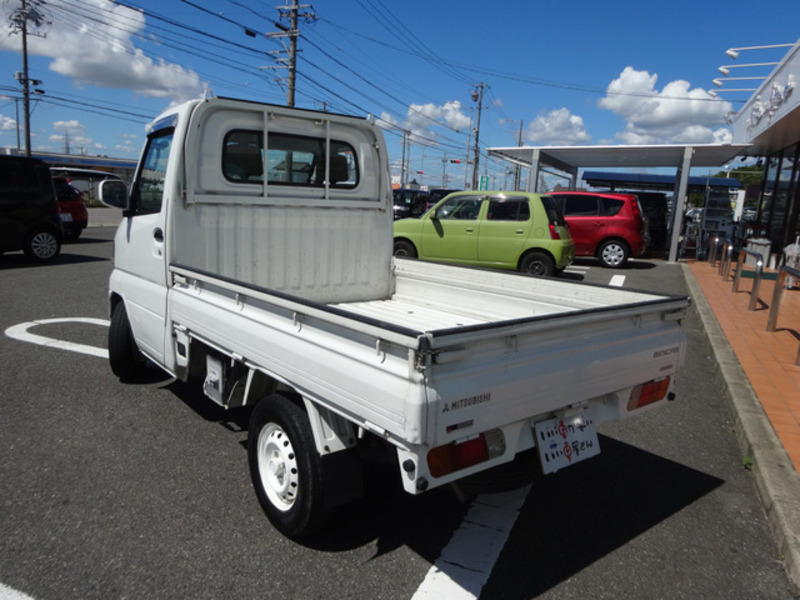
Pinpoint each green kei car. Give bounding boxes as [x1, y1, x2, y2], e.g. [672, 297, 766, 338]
[392, 191, 575, 277]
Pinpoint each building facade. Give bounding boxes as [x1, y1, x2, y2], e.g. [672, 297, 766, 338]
[731, 40, 800, 256]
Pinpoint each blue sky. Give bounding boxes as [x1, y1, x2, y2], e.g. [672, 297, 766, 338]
[0, 0, 797, 189]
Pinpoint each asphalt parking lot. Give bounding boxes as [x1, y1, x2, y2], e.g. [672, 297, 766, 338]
[1, 227, 798, 599]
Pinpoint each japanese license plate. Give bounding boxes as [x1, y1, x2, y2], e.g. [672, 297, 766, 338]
[534, 412, 600, 475]
[60, 213, 73, 222]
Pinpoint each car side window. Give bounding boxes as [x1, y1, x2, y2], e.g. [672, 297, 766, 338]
[564, 196, 599, 216]
[134, 130, 173, 215]
[436, 195, 481, 220]
[600, 197, 624, 216]
[487, 197, 529, 221]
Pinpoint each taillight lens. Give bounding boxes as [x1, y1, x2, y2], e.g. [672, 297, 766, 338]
[628, 377, 670, 411]
[549, 223, 560, 240]
[427, 430, 505, 477]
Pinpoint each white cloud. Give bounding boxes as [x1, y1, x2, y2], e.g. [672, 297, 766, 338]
[0, 113, 17, 131]
[524, 108, 591, 145]
[0, 0, 205, 100]
[599, 67, 733, 144]
[404, 101, 471, 145]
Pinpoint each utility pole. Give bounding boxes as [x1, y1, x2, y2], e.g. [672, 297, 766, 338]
[514, 120, 523, 191]
[265, 1, 316, 107]
[470, 83, 487, 191]
[9, 0, 48, 157]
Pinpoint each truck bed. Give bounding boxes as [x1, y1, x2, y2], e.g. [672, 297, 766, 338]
[337, 258, 684, 335]
[168, 256, 688, 491]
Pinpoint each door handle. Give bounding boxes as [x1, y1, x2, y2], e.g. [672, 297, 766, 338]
[153, 228, 164, 242]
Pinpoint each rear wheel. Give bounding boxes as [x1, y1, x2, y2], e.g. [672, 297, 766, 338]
[393, 239, 418, 258]
[598, 240, 629, 268]
[108, 302, 146, 380]
[23, 229, 60, 262]
[519, 251, 554, 277]
[248, 393, 328, 538]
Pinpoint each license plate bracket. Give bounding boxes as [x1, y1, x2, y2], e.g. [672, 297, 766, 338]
[534, 411, 600, 474]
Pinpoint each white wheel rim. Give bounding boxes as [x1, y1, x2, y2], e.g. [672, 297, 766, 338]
[602, 244, 625, 266]
[31, 232, 57, 259]
[257, 423, 299, 511]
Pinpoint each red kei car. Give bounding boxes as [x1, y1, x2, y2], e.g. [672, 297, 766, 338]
[53, 177, 89, 241]
[547, 191, 649, 268]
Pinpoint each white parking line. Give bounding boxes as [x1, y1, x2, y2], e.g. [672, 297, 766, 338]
[411, 486, 530, 599]
[0, 583, 37, 600]
[4, 318, 110, 358]
[609, 275, 626, 287]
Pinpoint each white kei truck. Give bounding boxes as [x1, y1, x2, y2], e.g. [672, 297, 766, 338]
[100, 96, 689, 539]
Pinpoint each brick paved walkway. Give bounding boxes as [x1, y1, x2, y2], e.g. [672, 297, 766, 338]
[688, 259, 800, 470]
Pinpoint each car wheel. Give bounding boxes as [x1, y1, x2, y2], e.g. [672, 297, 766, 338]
[393, 240, 418, 258]
[248, 393, 328, 538]
[519, 251, 555, 277]
[598, 240, 629, 268]
[23, 229, 61, 262]
[108, 302, 146, 380]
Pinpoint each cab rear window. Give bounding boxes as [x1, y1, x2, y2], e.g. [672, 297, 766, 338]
[223, 130, 358, 188]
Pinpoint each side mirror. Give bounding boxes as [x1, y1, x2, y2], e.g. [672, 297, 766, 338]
[98, 179, 129, 210]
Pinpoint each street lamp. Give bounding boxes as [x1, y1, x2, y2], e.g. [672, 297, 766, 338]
[708, 89, 758, 98]
[725, 43, 795, 60]
[718, 63, 779, 76]
[713, 76, 765, 87]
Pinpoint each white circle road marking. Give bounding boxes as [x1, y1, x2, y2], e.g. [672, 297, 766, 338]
[4, 318, 110, 359]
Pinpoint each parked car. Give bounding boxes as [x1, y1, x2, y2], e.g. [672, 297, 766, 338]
[393, 191, 574, 276]
[426, 188, 462, 209]
[0, 155, 63, 262]
[547, 191, 648, 268]
[392, 188, 430, 220]
[53, 177, 88, 240]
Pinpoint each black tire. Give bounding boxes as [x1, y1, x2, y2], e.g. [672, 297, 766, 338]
[108, 302, 146, 380]
[393, 239, 418, 258]
[248, 393, 328, 538]
[23, 228, 61, 262]
[519, 251, 554, 277]
[597, 239, 630, 268]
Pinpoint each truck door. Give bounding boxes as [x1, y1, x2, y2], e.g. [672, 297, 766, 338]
[112, 126, 174, 364]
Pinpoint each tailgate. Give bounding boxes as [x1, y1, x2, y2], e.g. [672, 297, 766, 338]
[424, 297, 688, 447]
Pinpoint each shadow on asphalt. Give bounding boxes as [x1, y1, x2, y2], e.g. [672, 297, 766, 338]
[481, 435, 724, 598]
[0, 252, 108, 269]
[157, 366, 723, 585]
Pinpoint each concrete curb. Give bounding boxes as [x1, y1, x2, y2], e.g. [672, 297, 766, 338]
[682, 262, 800, 590]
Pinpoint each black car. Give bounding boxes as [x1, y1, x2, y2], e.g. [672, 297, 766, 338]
[426, 188, 462, 208]
[0, 156, 63, 262]
[392, 189, 430, 220]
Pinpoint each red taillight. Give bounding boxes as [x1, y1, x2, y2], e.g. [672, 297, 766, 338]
[628, 376, 671, 411]
[428, 429, 506, 478]
[549, 223, 560, 240]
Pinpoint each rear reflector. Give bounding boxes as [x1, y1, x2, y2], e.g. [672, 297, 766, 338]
[427, 429, 505, 478]
[628, 376, 671, 411]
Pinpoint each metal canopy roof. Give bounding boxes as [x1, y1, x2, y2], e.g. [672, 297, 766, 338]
[581, 170, 743, 190]
[487, 143, 751, 171]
